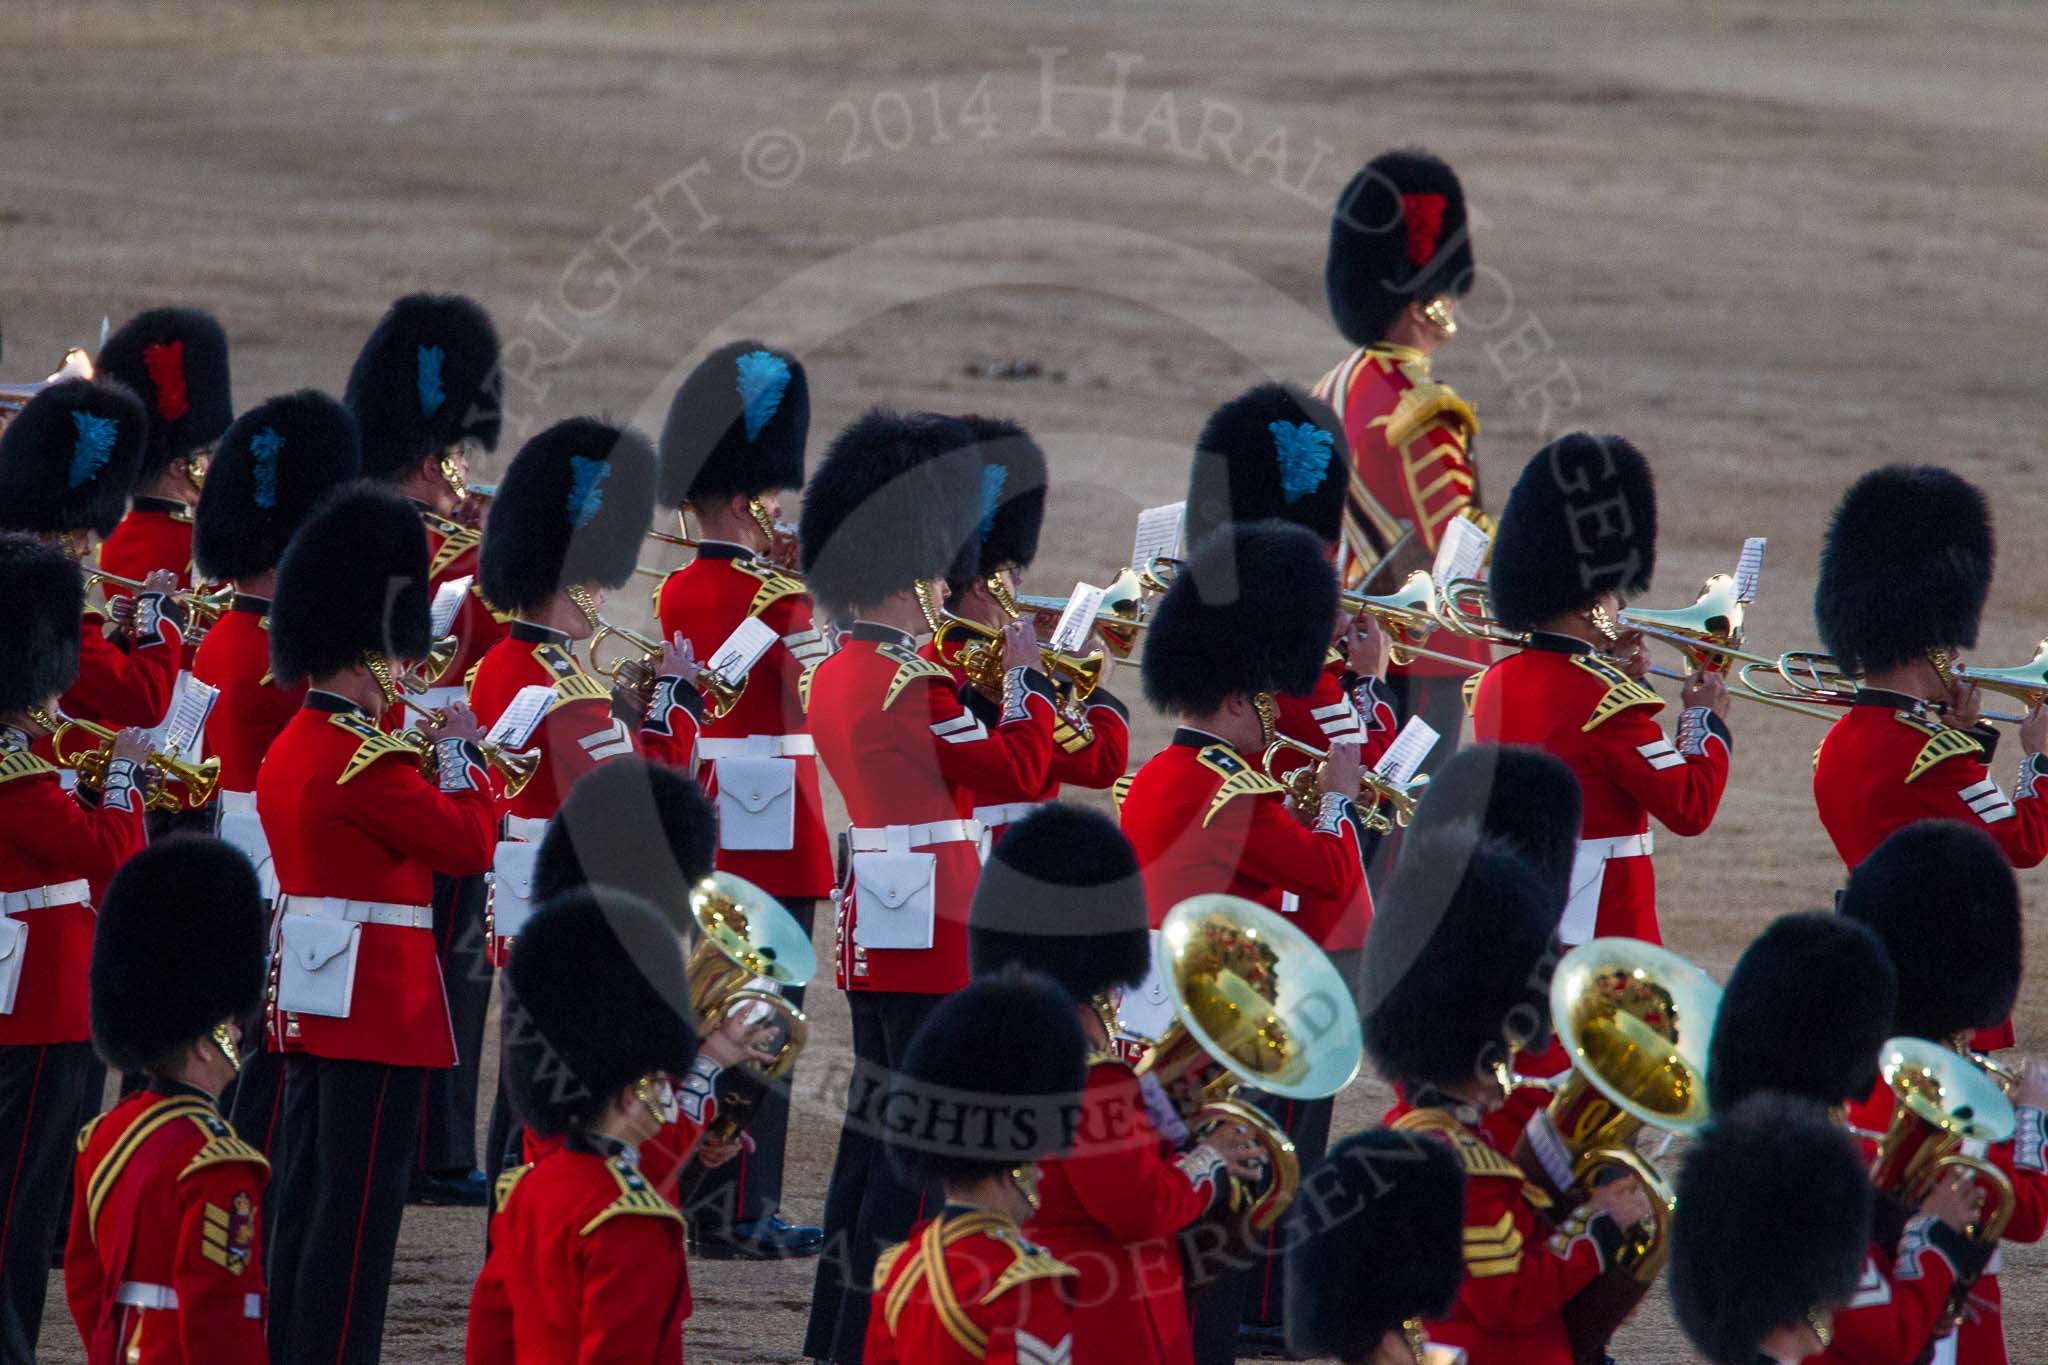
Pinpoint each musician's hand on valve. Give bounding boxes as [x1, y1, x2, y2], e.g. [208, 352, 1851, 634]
[1680, 668, 1730, 719]
[109, 728, 154, 767]
[659, 634, 701, 687]
[1000, 616, 1039, 675]
[434, 701, 485, 745]
[1921, 1169, 1983, 1235]
[1950, 680, 1984, 731]
[2021, 702, 2048, 758]
[1345, 613, 1393, 683]
[1319, 739, 1364, 803]
[1589, 1173, 1655, 1231]
[2014, 1057, 2048, 1113]
[1202, 1124, 1267, 1183]
[696, 1133, 750, 1170]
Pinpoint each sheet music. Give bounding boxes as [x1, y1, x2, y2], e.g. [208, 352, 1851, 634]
[487, 685, 555, 749]
[430, 575, 473, 637]
[1051, 583, 1106, 655]
[160, 677, 219, 758]
[1372, 716, 1440, 785]
[1432, 516, 1490, 590]
[1130, 502, 1186, 572]
[1733, 537, 1767, 604]
[708, 617, 778, 681]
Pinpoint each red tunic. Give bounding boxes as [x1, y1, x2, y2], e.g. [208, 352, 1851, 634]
[255, 696, 496, 1068]
[0, 734, 145, 1046]
[65, 1086, 269, 1365]
[867, 1207, 1078, 1365]
[518, 1055, 725, 1209]
[1118, 729, 1370, 944]
[99, 500, 196, 588]
[1472, 638, 1732, 945]
[657, 545, 834, 897]
[418, 506, 509, 687]
[60, 603, 183, 732]
[1813, 1232, 1963, 1365]
[190, 599, 305, 794]
[1391, 1107, 1620, 1365]
[468, 1145, 689, 1365]
[1312, 343, 1488, 675]
[1843, 1077, 2048, 1364]
[914, 637, 1132, 833]
[1025, 1056, 1222, 1365]
[807, 624, 1057, 994]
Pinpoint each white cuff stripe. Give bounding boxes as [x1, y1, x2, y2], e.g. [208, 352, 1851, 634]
[1959, 778, 2000, 801]
[929, 713, 981, 736]
[932, 717, 990, 744]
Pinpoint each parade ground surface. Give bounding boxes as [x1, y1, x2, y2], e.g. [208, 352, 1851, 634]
[11, 0, 2048, 1358]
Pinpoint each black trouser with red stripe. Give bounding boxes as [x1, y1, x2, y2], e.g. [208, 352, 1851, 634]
[802, 989, 941, 1364]
[0, 1041, 93, 1359]
[685, 896, 816, 1236]
[421, 871, 491, 1176]
[266, 1054, 425, 1365]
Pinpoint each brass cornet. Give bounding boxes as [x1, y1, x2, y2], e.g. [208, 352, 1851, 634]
[84, 569, 234, 635]
[931, 616, 1104, 702]
[1008, 568, 1153, 661]
[1260, 734, 1426, 835]
[45, 714, 220, 811]
[386, 695, 541, 798]
[570, 588, 743, 717]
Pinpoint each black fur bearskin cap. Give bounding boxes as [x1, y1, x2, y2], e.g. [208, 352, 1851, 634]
[534, 758, 718, 939]
[1489, 433, 1657, 633]
[1141, 520, 1337, 716]
[1326, 149, 1474, 346]
[96, 306, 233, 482]
[479, 417, 656, 614]
[268, 481, 432, 684]
[969, 803, 1152, 1002]
[799, 407, 984, 614]
[0, 378, 149, 537]
[0, 534, 84, 712]
[1708, 912, 1898, 1111]
[344, 292, 502, 481]
[193, 390, 362, 583]
[1815, 465, 1993, 674]
[1184, 382, 1349, 550]
[657, 340, 809, 507]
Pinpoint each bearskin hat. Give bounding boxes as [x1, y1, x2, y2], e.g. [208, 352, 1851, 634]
[657, 341, 808, 507]
[1184, 383, 1348, 549]
[1815, 466, 1993, 674]
[1708, 913, 1897, 1111]
[969, 804, 1151, 1002]
[1284, 1129, 1465, 1361]
[535, 758, 718, 937]
[1403, 744, 1582, 904]
[269, 482, 432, 684]
[1142, 521, 1338, 716]
[504, 889, 698, 1137]
[1361, 829, 1561, 1090]
[0, 535, 84, 712]
[1672, 1094, 1873, 1365]
[479, 418, 656, 614]
[1839, 820, 2021, 1039]
[343, 292, 502, 481]
[884, 967, 1086, 1186]
[1326, 149, 1475, 346]
[947, 415, 1048, 589]
[799, 408, 984, 614]
[0, 378, 149, 537]
[1489, 433, 1657, 633]
[193, 391, 362, 584]
[95, 307, 233, 483]
[91, 838, 267, 1074]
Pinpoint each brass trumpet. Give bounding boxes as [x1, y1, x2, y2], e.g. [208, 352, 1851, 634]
[1139, 894, 1363, 1235]
[1260, 734, 1427, 835]
[570, 589, 744, 718]
[45, 714, 220, 811]
[84, 569, 234, 634]
[386, 695, 542, 798]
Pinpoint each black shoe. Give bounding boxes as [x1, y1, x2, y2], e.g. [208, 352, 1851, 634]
[1234, 1323, 1290, 1359]
[693, 1214, 825, 1260]
[411, 1168, 489, 1207]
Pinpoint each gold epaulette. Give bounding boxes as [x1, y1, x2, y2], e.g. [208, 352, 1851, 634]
[732, 557, 807, 618]
[0, 750, 57, 786]
[979, 1224, 1079, 1305]
[1389, 1108, 1524, 1181]
[1896, 711, 1985, 783]
[872, 1239, 908, 1294]
[1109, 774, 1133, 815]
[463, 660, 483, 697]
[1196, 745, 1283, 827]
[533, 643, 612, 707]
[333, 712, 419, 785]
[76, 1111, 104, 1154]
[471, 579, 515, 625]
[877, 642, 951, 709]
[1373, 376, 1479, 451]
[179, 1111, 269, 1181]
[797, 663, 818, 713]
[419, 511, 481, 578]
[494, 1163, 531, 1215]
[1568, 653, 1662, 731]
[84, 1097, 216, 1240]
[579, 1157, 684, 1236]
[1461, 668, 1486, 718]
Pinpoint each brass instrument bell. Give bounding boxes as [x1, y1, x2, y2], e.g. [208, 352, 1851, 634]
[1872, 1037, 2015, 1242]
[1259, 734, 1427, 835]
[684, 873, 815, 1145]
[931, 615, 1104, 703]
[47, 715, 221, 811]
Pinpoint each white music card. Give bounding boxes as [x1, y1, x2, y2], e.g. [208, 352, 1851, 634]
[1432, 516, 1490, 591]
[1130, 501, 1186, 572]
[1051, 583, 1106, 655]
[488, 685, 555, 749]
[430, 576, 473, 637]
[708, 617, 778, 682]
[160, 677, 219, 759]
[1733, 537, 1767, 604]
[1372, 716, 1440, 785]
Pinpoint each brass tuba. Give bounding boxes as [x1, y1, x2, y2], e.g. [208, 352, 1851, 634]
[46, 715, 221, 811]
[1139, 895, 1362, 1234]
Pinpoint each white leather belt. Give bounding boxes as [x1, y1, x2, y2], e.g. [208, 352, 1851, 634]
[502, 815, 549, 842]
[281, 895, 432, 930]
[219, 790, 257, 815]
[699, 735, 817, 759]
[415, 685, 465, 713]
[1580, 832, 1654, 860]
[849, 819, 982, 851]
[115, 1281, 178, 1310]
[972, 801, 1044, 828]
[0, 880, 89, 914]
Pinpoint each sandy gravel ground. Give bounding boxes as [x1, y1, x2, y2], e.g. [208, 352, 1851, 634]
[9, 1, 2048, 1359]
